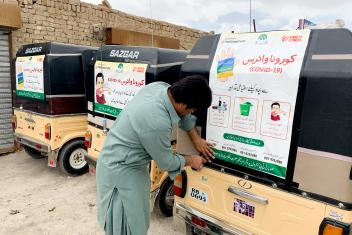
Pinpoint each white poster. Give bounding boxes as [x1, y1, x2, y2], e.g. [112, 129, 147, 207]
[207, 30, 310, 178]
[94, 61, 148, 117]
[15, 55, 45, 100]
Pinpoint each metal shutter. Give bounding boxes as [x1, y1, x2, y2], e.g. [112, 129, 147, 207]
[0, 29, 14, 154]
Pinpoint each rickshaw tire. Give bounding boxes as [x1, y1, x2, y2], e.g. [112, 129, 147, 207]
[58, 139, 88, 176]
[24, 145, 45, 159]
[155, 177, 174, 217]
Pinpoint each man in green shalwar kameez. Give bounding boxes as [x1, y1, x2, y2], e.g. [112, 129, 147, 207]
[96, 75, 213, 235]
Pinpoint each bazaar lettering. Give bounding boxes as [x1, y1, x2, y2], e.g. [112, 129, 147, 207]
[25, 47, 42, 54]
[109, 50, 140, 59]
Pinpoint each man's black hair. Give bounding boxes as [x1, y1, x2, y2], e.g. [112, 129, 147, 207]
[96, 72, 104, 83]
[170, 75, 212, 109]
[271, 102, 280, 108]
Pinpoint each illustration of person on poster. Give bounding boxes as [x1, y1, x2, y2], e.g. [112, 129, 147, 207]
[95, 72, 111, 104]
[270, 102, 286, 121]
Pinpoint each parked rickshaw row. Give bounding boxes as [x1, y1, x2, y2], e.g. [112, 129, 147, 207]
[12, 28, 352, 234]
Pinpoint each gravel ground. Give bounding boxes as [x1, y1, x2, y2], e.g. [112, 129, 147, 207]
[0, 150, 183, 235]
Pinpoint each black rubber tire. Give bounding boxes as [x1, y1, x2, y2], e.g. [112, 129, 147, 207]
[58, 139, 88, 176]
[155, 177, 174, 217]
[24, 145, 45, 159]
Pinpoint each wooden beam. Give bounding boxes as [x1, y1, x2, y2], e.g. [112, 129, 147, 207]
[0, 3, 21, 29]
[106, 28, 180, 49]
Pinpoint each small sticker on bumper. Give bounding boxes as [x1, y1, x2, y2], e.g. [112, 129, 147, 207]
[234, 198, 255, 218]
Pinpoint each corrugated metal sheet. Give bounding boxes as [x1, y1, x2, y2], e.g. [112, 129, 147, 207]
[0, 29, 14, 154]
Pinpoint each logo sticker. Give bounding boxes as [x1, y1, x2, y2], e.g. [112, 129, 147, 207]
[237, 179, 252, 189]
[328, 210, 344, 221]
[190, 187, 208, 203]
[217, 57, 235, 80]
[256, 34, 268, 45]
[116, 63, 124, 73]
[201, 176, 208, 182]
[234, 198, 255, 218]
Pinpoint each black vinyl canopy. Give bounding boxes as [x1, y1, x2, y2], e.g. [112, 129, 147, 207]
[85, 45, 188, 122]
[13, 42, 97, 115]
[181, 29, 352, 188]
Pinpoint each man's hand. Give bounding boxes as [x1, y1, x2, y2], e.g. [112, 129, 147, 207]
[187, 127, 215, 162]
[185, 155, 207, 170]
[193, 138, 215, 162]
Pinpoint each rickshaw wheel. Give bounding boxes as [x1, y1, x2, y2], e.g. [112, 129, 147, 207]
[155, 177, 174, 217]
[58, 139, 88, 176]
[24, 146, 45, 159]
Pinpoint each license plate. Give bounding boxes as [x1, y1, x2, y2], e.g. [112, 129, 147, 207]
[190, 224, 223, 235]
[191, 226, 204, 235]
[189, 187, 208, 203]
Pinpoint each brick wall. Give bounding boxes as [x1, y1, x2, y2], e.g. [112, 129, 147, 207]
[1, 0, 210, 55]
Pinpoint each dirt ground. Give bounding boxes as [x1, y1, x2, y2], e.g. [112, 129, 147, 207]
[0, 150, 183, 235]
